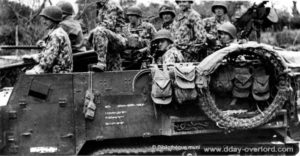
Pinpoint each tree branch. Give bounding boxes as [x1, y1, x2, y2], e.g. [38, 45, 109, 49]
[26, 0, 47, 25]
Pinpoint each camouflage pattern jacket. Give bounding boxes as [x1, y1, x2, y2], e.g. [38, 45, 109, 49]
[89, 2, 126, 71]
[38, 26, 73, 73]
[171, 9, 207, 48]
[161, 21, 175, 31]
[123, 21, 157, 44]
[60, 16, 86, 53]
[156, 45, 185, 64]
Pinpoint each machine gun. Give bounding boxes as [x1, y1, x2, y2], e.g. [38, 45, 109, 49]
[234, 1, 278, 42]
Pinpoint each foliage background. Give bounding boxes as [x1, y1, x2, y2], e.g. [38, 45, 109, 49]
[0, 0, 298, 48]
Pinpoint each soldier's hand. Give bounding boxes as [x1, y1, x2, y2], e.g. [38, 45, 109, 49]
[22, 54, 39, 63]
[127, 34, 140, 48]
[36, 40, 46, 48]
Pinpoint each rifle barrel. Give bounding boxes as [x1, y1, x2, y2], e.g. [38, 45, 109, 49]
[0, 45, 42, 50]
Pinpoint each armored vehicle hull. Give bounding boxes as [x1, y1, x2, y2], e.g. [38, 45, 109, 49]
[0, 42, 299, 155]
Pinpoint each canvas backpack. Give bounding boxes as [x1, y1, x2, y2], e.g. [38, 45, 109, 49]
[173, 65, 197, 104]
[252, 67, 270, 101]
[233, 67, 252, 98]
[151, 67, 172, 105]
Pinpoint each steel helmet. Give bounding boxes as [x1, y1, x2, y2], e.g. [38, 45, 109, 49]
[218, 22, 237, 39]
[159, 4, 176, 18]
[175, 0, 194, 4]
[126, 6, 142, 17]
[40, 6, 63, 22]
[212, 1, 228, 14]
[151, 29, 174, 43]
[56, 1, 74, 15]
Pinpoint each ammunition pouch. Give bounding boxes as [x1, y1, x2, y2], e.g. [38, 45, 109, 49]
[252, 67, 270, 101]
[151, 67, 172, 105]
[233, 67, 252, 98]
[211, 65, 234, 94]
[174, 65, 197, 104]
[195, 69, 209, 89]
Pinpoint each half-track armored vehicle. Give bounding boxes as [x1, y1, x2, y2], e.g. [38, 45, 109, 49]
[0, 42, 299, 155]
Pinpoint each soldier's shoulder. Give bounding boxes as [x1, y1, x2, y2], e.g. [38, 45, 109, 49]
[52, 27, 69, 38]
[203, 16, 215, 22]
[189, 9, 201, 18]
[141, 22, 155, 28]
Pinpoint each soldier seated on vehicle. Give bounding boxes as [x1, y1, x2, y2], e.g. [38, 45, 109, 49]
[56, 0, 86, 53]
[204, 1, 230, 54]
[23, 6, 72, 74]
[217, 22, 237, 48]
[121, 6, 157, 70]
[172, 0, 207, 62]
[158, 4, 176, 30]
[151, 29, 184, 65]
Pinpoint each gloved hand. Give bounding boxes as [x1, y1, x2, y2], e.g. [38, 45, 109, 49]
[22, 54, 39, 63]
[25, 65, 44, 75]
[36, 40, 46, 48]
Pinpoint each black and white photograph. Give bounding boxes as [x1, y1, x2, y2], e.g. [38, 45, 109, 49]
[0, 0, 300, 155]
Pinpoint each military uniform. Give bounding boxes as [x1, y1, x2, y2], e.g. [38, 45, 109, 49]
[123, 22, 157, 44]
[89, 2, 126, 71]
[171, 9, 207, 62]
[25, 6, 73, 74]
[33, 26, 73, 74]
[159, 4, 176, 31]
[156, 46, 184, 64]
[60, 16, 86, 53]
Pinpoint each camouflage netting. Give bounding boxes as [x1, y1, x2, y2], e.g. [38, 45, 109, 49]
[196, 42, 292, 130]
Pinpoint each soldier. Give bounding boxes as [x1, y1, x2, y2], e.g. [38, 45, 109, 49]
[56, 1, 86, 53]
[151, 29, 184, 64]
[204, 1, 230, 54]
[217, 22, 237, 48]
[89, 1, 127, 71]
[172, 0, 207, 62]
[123, 6, 157, 43]
[23, 6, 72, 74]
[159, 4, 176, 30]
[122, 6, 157, 69]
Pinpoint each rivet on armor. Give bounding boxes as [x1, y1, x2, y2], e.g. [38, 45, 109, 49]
[58, 98, 67, 107]
[8, 111, 17, 120]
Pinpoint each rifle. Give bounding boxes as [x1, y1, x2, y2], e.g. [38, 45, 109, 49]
[0, 50, 96, 71]
[0, 45, 42, 50]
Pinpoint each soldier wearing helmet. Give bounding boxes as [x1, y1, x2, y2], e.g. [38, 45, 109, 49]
[217, 22, 237, 47]
[123, 6, 156, 41]
[121, 6, 157, 69]
[23, 6, 72, 74]
[171, 0, 207, 62]
[204, 1, 230, 54]
[159, 4, 176, 30]
[151, 29, 184, 64]
[88, 1, 127, 71]
[56, 0, 86, 53]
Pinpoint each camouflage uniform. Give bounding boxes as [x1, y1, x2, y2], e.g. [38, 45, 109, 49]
[34, 27, 73, 73]
[171, 9, 207, 62]
[123, 22, 157, 45]
[204, 16, 229, 54]
[161, 22, 174, 31]
[156, 45, 184, 64]
[89, 2, 126, 71]
[122, 21, 157, 69]
[60, 16, 86, 53]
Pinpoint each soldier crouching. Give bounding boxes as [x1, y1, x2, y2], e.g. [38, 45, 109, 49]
[88, 1, 126, 72]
